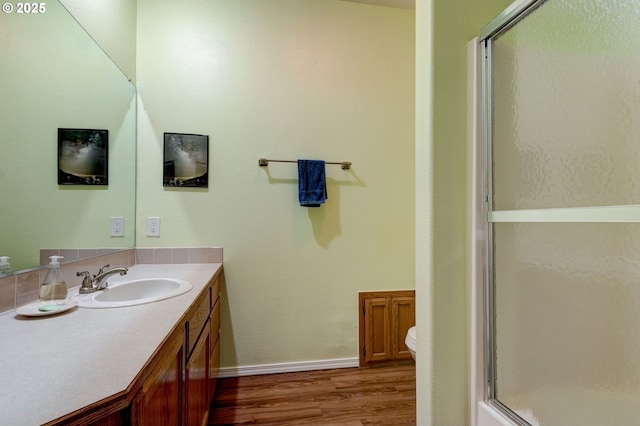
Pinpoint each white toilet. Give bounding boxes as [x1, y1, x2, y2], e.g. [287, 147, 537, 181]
[405, 326, 416, 360]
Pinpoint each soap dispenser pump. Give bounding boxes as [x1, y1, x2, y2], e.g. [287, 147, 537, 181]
[39, 256, 68, 304]
[0, 256, 9, 273]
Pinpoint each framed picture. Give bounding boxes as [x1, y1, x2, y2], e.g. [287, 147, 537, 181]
[163, 133, 209, 188]
[58, 128, 108, 185]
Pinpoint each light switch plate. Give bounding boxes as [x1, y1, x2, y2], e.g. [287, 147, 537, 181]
[110, 217, 124, 237]
[147, 217, 160, 237]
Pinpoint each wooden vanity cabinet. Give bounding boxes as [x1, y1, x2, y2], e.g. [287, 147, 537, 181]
[185, 318, 210, 426]
[132, 330, 185, 426]
[45, 269, 223, 426]
[209, 296, 221, 397]
[184, 273, 222, 426]
[132, 272, 222, 426]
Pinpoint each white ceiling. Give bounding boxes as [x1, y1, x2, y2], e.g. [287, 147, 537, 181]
[341, 0, 415, 10]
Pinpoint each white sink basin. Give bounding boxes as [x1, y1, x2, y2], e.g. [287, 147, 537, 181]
[75, 278, 193, 308]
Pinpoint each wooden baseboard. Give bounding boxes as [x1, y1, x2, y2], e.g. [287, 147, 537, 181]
[218, 357, 359, 378]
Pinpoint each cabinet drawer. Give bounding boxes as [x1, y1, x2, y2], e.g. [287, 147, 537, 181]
[186, 290, 210, 358]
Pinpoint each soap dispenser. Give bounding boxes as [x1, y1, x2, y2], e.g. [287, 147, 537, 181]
[39, 256, 68, 304]
[0, 256, 9, 273]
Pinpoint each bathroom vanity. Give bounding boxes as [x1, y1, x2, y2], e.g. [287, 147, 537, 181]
[0, 263, 222, 425]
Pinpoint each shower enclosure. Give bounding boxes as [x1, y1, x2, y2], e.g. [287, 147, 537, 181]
[471, 0, 640, 425]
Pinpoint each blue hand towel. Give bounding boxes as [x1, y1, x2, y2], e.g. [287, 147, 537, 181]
[298, 160, 327, 207]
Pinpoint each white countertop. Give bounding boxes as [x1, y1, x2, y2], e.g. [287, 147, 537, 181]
[0, 263, 222, 426]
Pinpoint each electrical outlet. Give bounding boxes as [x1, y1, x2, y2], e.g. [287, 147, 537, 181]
[110, 217, 124, 237]
[147, 217, 160, 237]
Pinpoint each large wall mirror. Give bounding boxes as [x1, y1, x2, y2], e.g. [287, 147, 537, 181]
[0, 1, 136, 272]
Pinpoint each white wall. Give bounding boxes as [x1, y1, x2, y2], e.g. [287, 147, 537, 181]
[136, 0, 415, 368]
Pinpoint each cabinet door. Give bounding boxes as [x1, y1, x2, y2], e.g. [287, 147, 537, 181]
[391, 296, 415, 360]
[87, 410, 129, 426]
[208, 297, 221, 397]
[364, 297, 391, 363]
[185, 319, 210, 426]
[209, 334, 220, 398]
[133, 333, 183, 426]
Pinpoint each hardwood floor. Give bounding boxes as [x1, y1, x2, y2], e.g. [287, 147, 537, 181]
[208, 364, 416, 425]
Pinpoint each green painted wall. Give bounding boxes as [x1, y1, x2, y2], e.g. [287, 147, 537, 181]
[415, 0, 513, 424]
[136, 0, 415, 368]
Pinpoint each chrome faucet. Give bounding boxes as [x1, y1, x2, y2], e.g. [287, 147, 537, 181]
[77, 264, 128, 294]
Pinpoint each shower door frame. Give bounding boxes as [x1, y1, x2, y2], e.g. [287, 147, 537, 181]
[470, 2, 549, 424]
[478, 2, 547, 425]
[469, 33, 521, 426]
[467, 0, 547, 426]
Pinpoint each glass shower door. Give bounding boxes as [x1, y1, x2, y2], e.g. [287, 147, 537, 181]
[483, 0, 640, 424]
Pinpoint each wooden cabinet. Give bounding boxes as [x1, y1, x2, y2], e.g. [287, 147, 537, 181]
[184, 273, 221, 426]
[132, 331, 184, 425]
[391, 295, 415, 360]
[359, 290, 415, 367]
[208, 280, 221, 398]
[362, 297, 391, 363]
[129, 272, 222, 426]
[44, 267, 223, 426]
[185, 319, 210, 426]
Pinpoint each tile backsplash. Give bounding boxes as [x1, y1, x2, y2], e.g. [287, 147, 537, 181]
[135, 247, 222, 265]
[0, 247, 223, 314]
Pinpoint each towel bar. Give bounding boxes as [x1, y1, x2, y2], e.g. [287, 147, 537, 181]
[258, 158, 351, 170]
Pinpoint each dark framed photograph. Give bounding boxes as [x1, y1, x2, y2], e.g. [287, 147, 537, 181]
[163, 133, 209, 188]
[58, 128, 108, 185]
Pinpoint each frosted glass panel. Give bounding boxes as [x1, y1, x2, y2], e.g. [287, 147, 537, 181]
[491, 0, 640, 210]
[494, 222, 640, 425]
